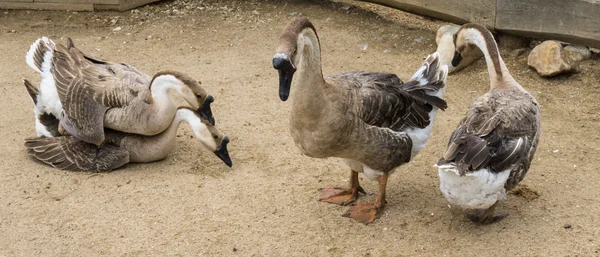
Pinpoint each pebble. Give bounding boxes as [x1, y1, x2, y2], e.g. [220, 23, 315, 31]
[564, 45, 592, 62]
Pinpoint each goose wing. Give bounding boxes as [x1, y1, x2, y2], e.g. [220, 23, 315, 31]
[330, 70, 446, 132]
[52, 43, 148, 145]
[25, 136, 129, 172]
[438, 94, 539, 189]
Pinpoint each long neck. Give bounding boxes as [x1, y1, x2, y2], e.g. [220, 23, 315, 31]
[149, 75, 180, 110]
[292, 29, 328, 117]
[468, 29, 517, 89]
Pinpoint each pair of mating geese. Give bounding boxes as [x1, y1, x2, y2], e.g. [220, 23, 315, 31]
[24, 17, 540, 225]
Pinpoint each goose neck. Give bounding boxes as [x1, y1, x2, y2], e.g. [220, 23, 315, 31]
[468, 29, 515, 89]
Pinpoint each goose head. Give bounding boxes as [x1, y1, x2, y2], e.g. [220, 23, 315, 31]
[451, 24, 490, 67]
[150, 71, 215, 125]
[178, 107, 232, 167]
[272, 17, 319, 101]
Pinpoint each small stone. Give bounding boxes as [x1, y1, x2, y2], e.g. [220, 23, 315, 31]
[527, 40, 575, 77]
[252, 10, 259, 15]
[112, 26, 122, 32]
[435, 24, 483, 74]
[564, 45, 592, 62]
[564, 224, 572, 229]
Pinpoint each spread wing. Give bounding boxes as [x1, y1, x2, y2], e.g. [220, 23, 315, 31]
[25, 136, 129, 172]
[438, 93, 540, 189]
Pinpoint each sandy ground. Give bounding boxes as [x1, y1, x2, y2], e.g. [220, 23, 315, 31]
[0, 0, 599, 256]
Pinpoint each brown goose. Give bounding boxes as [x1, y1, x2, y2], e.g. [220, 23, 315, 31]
[25, 106, 231, 172]
[436, 23, 541, 224]
[25, 37, 215, 145]
[272, 17, 449, 224]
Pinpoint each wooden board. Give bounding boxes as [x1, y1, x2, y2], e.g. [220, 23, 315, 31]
[34, 0, 120, 4]
[0, 1, 92, 10]
[496, 0, 600, 48]
[1, 0, 33, 2]
[94, 0, 158, 11]
[361, 0, 496, 29]
[0, 0, 159, 10]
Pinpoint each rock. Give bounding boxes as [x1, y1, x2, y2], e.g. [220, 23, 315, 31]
[564, 44, 592, 62]
[435, 25, 483, 74]
[527, 40, 575, 77]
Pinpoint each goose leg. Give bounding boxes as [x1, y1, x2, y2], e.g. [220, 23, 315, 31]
[466, 201, 508, 224]
[318, 170, 365, 206]
[343, 173, 388, 225]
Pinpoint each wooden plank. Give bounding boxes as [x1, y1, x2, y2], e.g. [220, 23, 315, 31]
[496, 0, 600, 48]
[34, 0, 119, 5]
[0, 0, 34, 3]
[0, 1, 93, 10]
[360, 0, 496, 29]
[94, 0, 159, 11]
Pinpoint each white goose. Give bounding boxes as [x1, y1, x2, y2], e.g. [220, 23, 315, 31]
[25, 37, 215, 145]
[436, 23, 541, 224]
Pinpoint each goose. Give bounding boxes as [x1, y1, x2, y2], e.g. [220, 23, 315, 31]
[25, 37, 215, 145]
[435, 25, 483, 74]
[272, 17, 449, 224]
[435, 23, 541, 224]
[24, 106, 232, 172]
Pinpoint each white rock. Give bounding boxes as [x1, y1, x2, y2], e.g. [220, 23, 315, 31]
[564, 44, 592, 62]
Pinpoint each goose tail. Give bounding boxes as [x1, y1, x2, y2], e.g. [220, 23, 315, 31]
[402, 52, 449, 110]
[25, 37, 56, 74]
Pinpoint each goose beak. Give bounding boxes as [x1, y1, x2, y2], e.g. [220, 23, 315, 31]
[451, 51, 463, 67]
[198, 95, 215, 125]
[272, 55, 296, 101]
[214, 136, 232, 167]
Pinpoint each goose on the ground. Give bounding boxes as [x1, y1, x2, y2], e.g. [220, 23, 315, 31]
[436, 23, 541, 224]
[25, 106, 232, 172]
[272, 17, 449, 224]
[25, 37, 215, 145]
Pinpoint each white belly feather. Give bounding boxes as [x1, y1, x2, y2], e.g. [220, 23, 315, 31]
[437, 163, 510, 210]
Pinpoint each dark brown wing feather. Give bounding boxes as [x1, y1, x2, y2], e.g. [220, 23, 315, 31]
[331, 56, 447, 132]
[25, 136, 129, 172]
[438, 90, 540, 190]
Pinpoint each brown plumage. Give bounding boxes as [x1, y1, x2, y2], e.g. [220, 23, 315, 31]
[25, 107, 232, 172]
[273, 17, 448, 224]
[25, 37, 213, 146]
[437, 23, 541, 224]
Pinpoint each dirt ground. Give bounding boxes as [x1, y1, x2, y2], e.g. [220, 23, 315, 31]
[1, 0, 599, 256]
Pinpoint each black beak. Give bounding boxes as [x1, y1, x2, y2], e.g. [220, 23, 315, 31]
[198, 95, 215, 125]
[273, 56, 296, 101]
[451, 51, 463, 67]
[213, 136, 232, 167]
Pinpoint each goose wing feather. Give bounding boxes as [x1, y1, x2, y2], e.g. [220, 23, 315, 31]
[52, 43, 150, 144]
[328, 72, 444, 132]
[25, 136, 129, 172]
[438, 93, 539, 189]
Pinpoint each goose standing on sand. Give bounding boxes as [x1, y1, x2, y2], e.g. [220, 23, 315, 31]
[436, 23, 541, 224]
[272, 17, 449, 224]
[25, 37, 215, 144]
